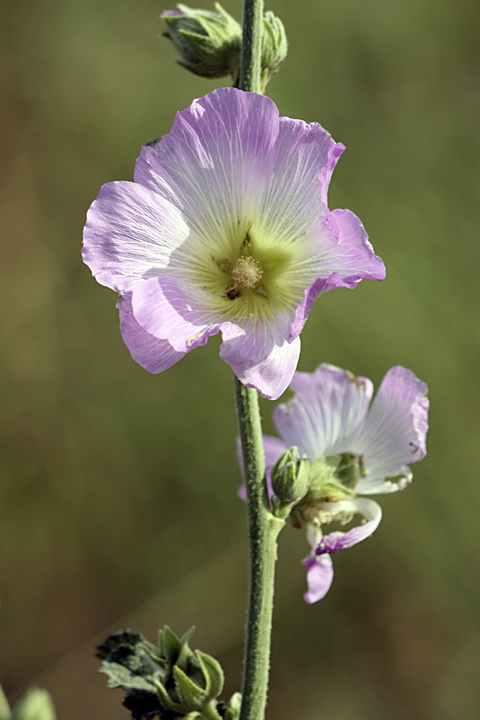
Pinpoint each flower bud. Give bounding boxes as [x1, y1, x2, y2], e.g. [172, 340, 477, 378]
[261, 11, 288, 90]
[272, 446, 310, 507]
[161, 3, 242, 81]
[12, 689, 56, 720]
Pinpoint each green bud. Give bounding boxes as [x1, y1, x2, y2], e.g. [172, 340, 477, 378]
[12, 689, 56, 720]
[260, 11, 288, 90]
[161, 3, 242, 81]
[272, 446, 311, 511]
[223, 692, 242, 720]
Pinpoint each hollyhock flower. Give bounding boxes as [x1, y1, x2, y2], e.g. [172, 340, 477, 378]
[255, 364, 429, 601]
[83, 88, 385, 400]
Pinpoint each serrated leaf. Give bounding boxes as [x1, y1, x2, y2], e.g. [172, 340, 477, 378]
[96, 628, 145, 659]
[99, 662, 157, 693]
[173, 665, 207, 712]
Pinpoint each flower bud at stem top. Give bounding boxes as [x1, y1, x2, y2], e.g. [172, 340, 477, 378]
[162, 3, 242, 81]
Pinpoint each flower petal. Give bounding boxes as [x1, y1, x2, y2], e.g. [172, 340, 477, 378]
[117, 293, 185, 373]
[220, 322, 301, 400]
[303, 554, 334, 604]
[132, 276, 220, 352]
[353, 366, 429, 494]
[273, 364, 373, 460]
[254, 117, 340, 248]
[133, 88, 280, 250]
[315, 498, 382, 554]
[82, 181, 189, 292]
[290, 210, 386, 338]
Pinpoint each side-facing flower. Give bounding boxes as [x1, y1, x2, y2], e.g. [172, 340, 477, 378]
[83, 88, 385, 400]
[252, 364, 429, 600]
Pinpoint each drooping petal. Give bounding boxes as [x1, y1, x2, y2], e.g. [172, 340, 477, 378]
[315, 498, 382, 554]
[353, 366, 429, 494]
[289, 210, 386, 339]
[117, 293, 185, 373]
[82, 181, 189, 292]
[303, 554, 334, 604]
[131, 276, 220, 352]
[220, 322, 301, 400]
[134, 88, 280, 253]
[273, 364, 373, 460]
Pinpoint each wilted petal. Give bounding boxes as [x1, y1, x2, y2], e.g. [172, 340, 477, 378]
[132, 277, 220, 352]
[303, 554, 334, 604]
[353, 366, 429, 494]
[220, 322, 301, 400]
[273, 364, 373, 459]
[117, 293, 186, 373]
[315, 498, 382, 554]
[82, 181, 189, 292]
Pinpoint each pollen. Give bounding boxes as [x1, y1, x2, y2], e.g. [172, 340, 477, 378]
[231, 257, 263, 289]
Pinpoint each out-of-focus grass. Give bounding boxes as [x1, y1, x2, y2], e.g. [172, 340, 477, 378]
[0, 0, 479, 718]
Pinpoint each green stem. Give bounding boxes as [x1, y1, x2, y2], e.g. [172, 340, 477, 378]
[235, 378, 284, 720]
[239, 0, 264, 93]
[201, 700, 223, 720]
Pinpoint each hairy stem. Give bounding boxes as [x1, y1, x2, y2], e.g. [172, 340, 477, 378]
[239, 0, 263, 93]
[235, 378, 284, 720]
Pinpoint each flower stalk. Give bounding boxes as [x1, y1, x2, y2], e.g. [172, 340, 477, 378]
[235, 5, 286, 720]
[235, 379, 284, 720]
[239, 0, 263, 93]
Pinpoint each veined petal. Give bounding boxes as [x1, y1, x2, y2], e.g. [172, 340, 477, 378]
[220, 321, 301, 400]
[289, 210, 385, 338]
[131, 277, 220, 352]
[353, 366, 429, 494]
[134, 88, 279, 256]
[82, 181, 189, 292]
[117, 293, 186, 372]
[273, 364, 373, 460]
[303, 554, 334, 604]
[254, 117, 340, 250]
[315, 498, 382, 554]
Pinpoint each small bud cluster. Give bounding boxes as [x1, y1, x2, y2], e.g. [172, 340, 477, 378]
[162, 4, 288, 89]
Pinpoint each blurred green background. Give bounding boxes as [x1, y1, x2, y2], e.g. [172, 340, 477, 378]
[1, 0, 479, 718]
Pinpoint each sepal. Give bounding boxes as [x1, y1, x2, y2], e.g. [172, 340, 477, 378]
[271, 446, 310, 517]
[261, 11, 288, 90]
